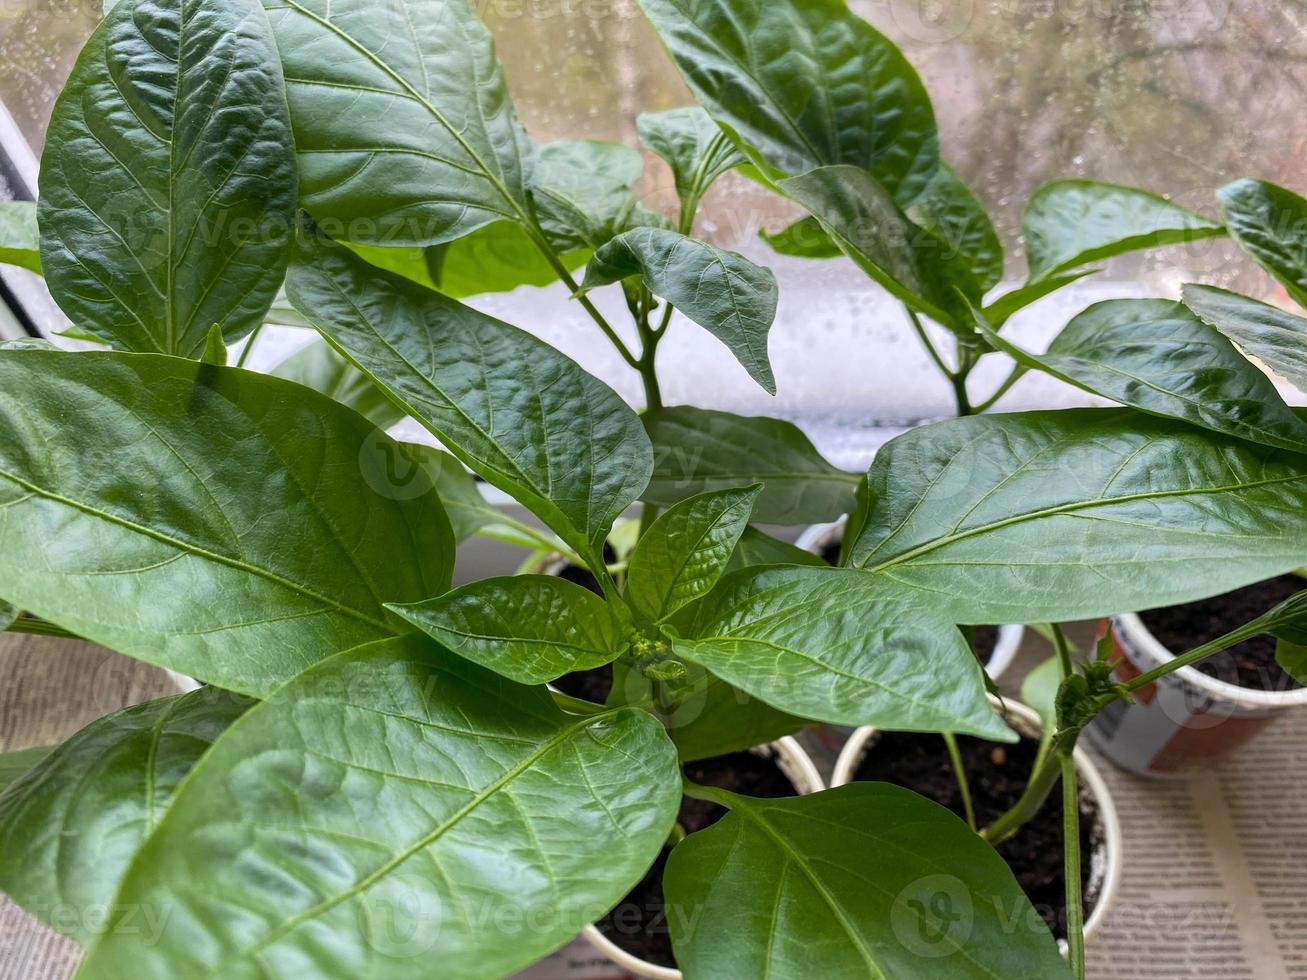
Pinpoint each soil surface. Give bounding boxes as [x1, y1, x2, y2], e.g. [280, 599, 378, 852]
[595, 750, 798, 967]
[852, 730, 1094, 941]
[1139, 574, 1305, 691]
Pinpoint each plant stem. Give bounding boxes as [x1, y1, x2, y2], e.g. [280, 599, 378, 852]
[666, 821, 688, 847]
[981, 729, 1073, 845]
[1052, 623, 1075, 679]
[6, 617, 79, 640]
[681, 779, 736, 808]
[235, 321, 265, 369]
[973, 364, 1028, 414]
[943, 733, 977, 831]
[551, 691, 606, 716]
[906, 307, 954, 380]
[1061, 751, 1086, 979]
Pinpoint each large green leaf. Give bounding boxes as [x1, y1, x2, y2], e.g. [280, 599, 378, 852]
[668, 566, 1011, 739]
[530, 139, 665, 251]
[626, 486, 761, 623]
[0, 200, 40, 274]
[977, 298, 1307, 453]
[269, 338, 404, 428]
[637, 0, 937, 204]
[914, 163, 1004, 293]
[0, 349, 453, 696]
[263, 0, 532, 245]
[287, 229, 652, 568]
[1184, 283, 1307, 394]
[779, 166, 971, 327]
[642, 407, 858, 525]
[400, 444, 498, 543]
[637, 107, 744, 215]
[847, 409, 1307, 623]
[432, 220, 589, 298]
[0, 746, 53, 794]
[759, 215, 842, 259]
[1218, 179, 1307, 308]
[78, 635, 682, 979]
[40, 0, 297, 355]
[1023, 180, 1223, 281]
[581, 229, 779, 393]
[664, 783, 1071, 979]
[389, 575, 629, 684]
[344, 241, 440, 290]
[0, 687, 251, 943]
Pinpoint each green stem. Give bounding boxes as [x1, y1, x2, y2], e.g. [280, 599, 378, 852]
[1061, 751, 1086, 979]
[666, 821, 688, 848]
[906, 307, 954, 380]
[551, 691, 606, 716]
[235, 321, 266, 369]
[6, 618, 79, 640]
[1052, 623, 1075, 679]
[682, 779, 736, 807]
[943, 733, 977, 832]
[973, 364, 1029, 414]
[981, 731, 1073, 844]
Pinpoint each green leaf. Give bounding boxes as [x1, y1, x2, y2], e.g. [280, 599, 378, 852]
[263, 0, 532, 245]
[269, 338, 404, 429]
[531, 139, 666, 251]
[1276, 639, 1307, 686]
[78, 635, 682, 979]
[643, 407, 859, 525]
[287, 229, 652, 569]
[779, 166, 972, 328]
[913, 163, 1004, 293]
[847, 409, 1307, 624]
[976, 298, 1307, 454]
[0, 349, 453, 696]
[0, 598, 18, 631]
[664, 783, 1071, 979]
[344, 241, 440, 290]
[660, 665, 807, 761]
[388, 576, 628, 685]
[0, 687, 252, 943]
[581, 229, 779, 393]
[1184, 283, 1307, 394]
[626, 486, 761, 623]
[1021, 655, 1063, 734]
[669, 566, 1012, 739]
[40, 0, 297, 355]
[636, 0, 938, 204]
[726, 525, 828, 573]
[982, 270, 1098, 329]
[0, 746, 53, 794]
[759, 215, 842, 259]
[1218, 179, 1307, 308]
[399, 444, 497, 542]
[199, 325, 227, 367]
[637, 107, 744, 212]
[432, 220, 589, 298]
[1260, 589, 1307, 646]
[0, 200, 40, 274]
[1023, 180, 1223, 281]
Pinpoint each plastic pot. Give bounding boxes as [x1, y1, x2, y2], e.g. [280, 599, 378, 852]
[831, 696, 1122, 952]
[794, 519, 1023, 681]
[581, 737, 824, 979]
[1084, 615, 1307, 777]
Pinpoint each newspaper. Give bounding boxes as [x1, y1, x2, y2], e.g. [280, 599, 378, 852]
[2, 633, 1306, 979]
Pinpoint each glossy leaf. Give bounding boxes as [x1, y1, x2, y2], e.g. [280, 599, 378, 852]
[669, 566, 1011, 739]
[725, 526, 828, 573]
[0, 200, 40, 274]
[0, 746, 53, 794]
[1276, 640, 1307, 686]
[913, 163, 1004, 293]
[269, 338, 404, 429]
[848, 409, 1307, 624]
[664, 783, 1071, 979]
[637, 0, 938, 204]
[643, 407, 858, 525]
[287, 229, 652, 568]
[531, 139, 665, 251]
[626, 486, 761, 623]
[660, 666, 807, 762]
[389, 576, 628, 684]
[637, 107, 744, 213]
[779, 166, 972, 327]
[977, 298, 1307, 453]
[40, 0, 297, 355]
[0, 349, 453, 696]
[263, 0, 532, 245]
[1184, 283, 1307, 394]
[400, 444, 497, 542]
[432, 220, 589, 298]
[1023, 180, 1223, 281]
[982, 270, 1098, 329]
[1021, 656, 1062, 733]
[759, 215, 842, 259]
[581, 229, 779, 393]
[0, 687, 252, 943]
[78, 636, 682, 979]
[344, 241, 440, 290]
[1218, 179, 1307, 308]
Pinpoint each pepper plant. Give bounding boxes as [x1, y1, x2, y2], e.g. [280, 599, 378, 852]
[3, 1, 1307, 979]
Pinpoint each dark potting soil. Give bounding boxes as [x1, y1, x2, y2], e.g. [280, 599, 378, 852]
[818, 541, 998, 665]
[1139, 574, 1305, 692]
[594, 749, 799, 968]
[852, 730, 1094, 942]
